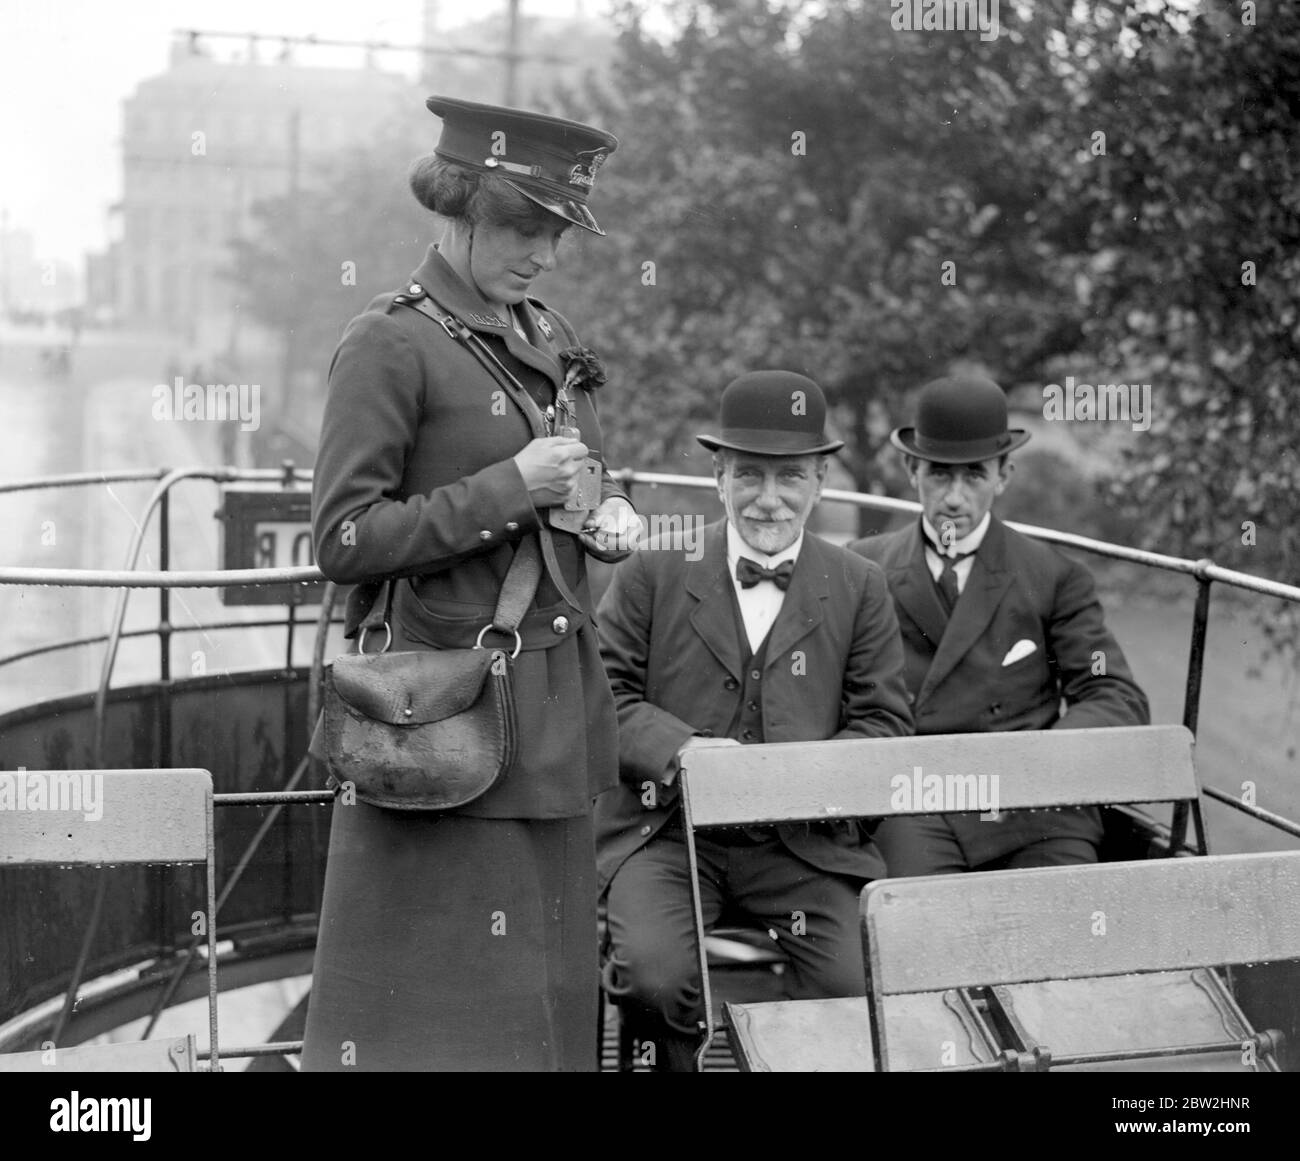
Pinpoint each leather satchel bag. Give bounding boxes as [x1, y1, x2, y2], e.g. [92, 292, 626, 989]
[320, 537, 542, 811]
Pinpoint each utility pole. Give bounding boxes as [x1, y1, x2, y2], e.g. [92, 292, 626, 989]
[505, 0, 521, 105]
[280, 107, 301, 418]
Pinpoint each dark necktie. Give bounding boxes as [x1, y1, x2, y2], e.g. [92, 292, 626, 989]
[926, 540, 974, 612]
[736, 557, 795, 591]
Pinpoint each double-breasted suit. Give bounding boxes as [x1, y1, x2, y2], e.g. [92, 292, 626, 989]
[302, 245, 624, 1072]
[850, 515, 1150, 872]
[595, 519, 913, 1065]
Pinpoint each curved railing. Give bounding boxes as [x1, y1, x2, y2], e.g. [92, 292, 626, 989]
[1, 464, 1299, 1066]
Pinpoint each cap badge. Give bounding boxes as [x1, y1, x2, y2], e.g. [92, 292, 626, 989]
[568, 149, 608, 189]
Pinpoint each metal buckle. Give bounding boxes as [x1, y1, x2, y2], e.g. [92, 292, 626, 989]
[474, 624, 522, 660]
[356, 623, 393, 655]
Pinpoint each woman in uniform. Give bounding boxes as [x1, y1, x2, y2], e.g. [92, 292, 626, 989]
[302, 96, 638, 1071]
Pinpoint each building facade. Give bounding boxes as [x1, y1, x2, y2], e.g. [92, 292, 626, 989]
[116, 38, 417, 353]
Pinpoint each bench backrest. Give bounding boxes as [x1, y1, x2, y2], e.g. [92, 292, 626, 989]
[0, 768, 219, 1071]
[863, 850, 1300, 996]
[0, 768, 212, 866]
[680, 725, 1195, 828]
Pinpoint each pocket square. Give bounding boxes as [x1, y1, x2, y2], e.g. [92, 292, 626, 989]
[1001, 639, 1038, 666]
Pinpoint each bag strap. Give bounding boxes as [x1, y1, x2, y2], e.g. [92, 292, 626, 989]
[359, 535, 543, 655]
[398, 292, 586, 614]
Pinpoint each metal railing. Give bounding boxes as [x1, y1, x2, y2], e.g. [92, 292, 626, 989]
[611, 470, 1300, 853]
[4, 464, 1299, 840]
[2, 464, 1299, 1064]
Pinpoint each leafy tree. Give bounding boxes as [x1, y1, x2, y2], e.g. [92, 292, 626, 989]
[551, 0, 1106, 503]
[227, 0, 1300, 653]
[551, 0, 1299, 651]
[223, 122, 434, 429]
[1067, 0, 1300, 652]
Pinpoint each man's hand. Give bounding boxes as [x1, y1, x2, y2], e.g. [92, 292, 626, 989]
[676, 735, 743, 757]
[664, 734, 742, 787]
[578, 496, 642, 562]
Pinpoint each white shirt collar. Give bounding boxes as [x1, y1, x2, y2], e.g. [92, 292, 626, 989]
[726, 523, 804, 573]
[921, 512, 991, 558]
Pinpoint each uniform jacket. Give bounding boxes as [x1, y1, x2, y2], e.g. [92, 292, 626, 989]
[594, 520, 915, 890]
[312, 244, 624, 819]
[849, 515, 1150, 863]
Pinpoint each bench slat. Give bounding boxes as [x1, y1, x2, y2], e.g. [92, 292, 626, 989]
[864, 850, 1300, 995]
[682, 725, 1195, 827]
[0, 769, 212, 866]
[725, 994, 1001, 1072]
[0, 1035, 195, 1072]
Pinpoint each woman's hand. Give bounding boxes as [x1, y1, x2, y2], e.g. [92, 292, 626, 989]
[513, 436, 590, 508]
[578, 496, 642, 562]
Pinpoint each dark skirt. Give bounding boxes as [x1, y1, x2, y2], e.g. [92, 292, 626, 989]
[300, 803, 598, 1071]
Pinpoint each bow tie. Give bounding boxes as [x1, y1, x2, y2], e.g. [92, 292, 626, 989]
[736, 557, 795, 591]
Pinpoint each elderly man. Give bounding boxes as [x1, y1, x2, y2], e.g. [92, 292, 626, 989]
[850, 375, 1150, 876]
[595, 370, 913, 1071]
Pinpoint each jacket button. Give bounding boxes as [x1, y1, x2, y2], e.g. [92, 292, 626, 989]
[747, 701, 759, 712]
[552, 616, 569, 634]
[639, 825, 652, 836]
[479, 530, 493, 540]
[742, 729, 756, 741]
[408, 282, 423, 295]
[505, 521, 519, 532]
[750, 670, 762, 681]
[724, 678, 738, 690]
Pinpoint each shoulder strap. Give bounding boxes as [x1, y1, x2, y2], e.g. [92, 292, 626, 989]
[395, 290, 585, 614]
[360, 535, 543, 652]
[403, 296, 552, 439]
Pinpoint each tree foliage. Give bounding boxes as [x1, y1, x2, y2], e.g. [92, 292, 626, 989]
[551, 0, 1097, 493]
[230, 0, 1300, 648]
[554, 0, 1300, 648]
[1071, 3, 1300, 595]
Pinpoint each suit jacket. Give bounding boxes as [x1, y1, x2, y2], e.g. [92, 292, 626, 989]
[312, 245, 624, 818]
[849, 515, 1150, 864]
[594, 521, 914, 890]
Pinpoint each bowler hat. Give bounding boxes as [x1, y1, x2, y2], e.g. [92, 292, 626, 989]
[890, 375, 1030, 463]
[697, 371, 844, 456]
[426, 95, 617, 235]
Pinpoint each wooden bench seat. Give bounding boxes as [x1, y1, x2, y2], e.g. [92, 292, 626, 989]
[723, 850, 1300, 1072]
[680, 725, 1203, 1069]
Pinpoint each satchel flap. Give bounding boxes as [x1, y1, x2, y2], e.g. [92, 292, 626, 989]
[330, 650, 499, 725]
